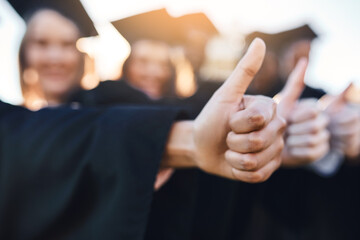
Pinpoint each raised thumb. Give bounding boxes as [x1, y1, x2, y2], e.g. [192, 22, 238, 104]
[325, 83, 353, 113]
[277, 57, 308, 118]
[221, 38, 266, 98]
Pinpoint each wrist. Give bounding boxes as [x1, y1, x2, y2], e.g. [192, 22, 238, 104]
[161, 121, 197, 168]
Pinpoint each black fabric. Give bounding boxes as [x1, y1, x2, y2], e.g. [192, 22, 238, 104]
[180, 80, 223, 118]
[241, 165, 360, 240]
[70, 80, 155, 107]
[70, 79, 266, 240]
[70, 79, 231, 239]
[0, 101, 182, 239]
[71, 78, 360, 240]
[70, 78, 264, 240]
[145, 169, 199, 240]
[240, 85, 360, 240]
[246, 78, 283, 99]
[69, 79, 223, 119]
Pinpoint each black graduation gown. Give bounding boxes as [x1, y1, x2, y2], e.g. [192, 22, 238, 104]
[0, 101, 184, 239]
[70, 79, 262, 240]
[70, 80, 202, 240]
[69, 80, 155, 107]
[70, 77, 360, 239]
[178, 80, 223, 118]
[69, 79, 223, 119]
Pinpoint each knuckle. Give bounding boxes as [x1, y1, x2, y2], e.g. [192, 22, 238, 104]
[248, 132, 265, 151]
[308, 149, 321, 161]
[311, 139, 320, 147]
[240, 65, 257, 78]
[309, 124, 320, 134]
[241, 154, 258, 170]
[308, 108, 318, 118]
[306, 137, 318, 147]
[300, 108, 318, 121]
[247, 109, 266, 128]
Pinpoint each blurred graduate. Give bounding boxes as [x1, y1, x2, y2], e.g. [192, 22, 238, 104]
[12, 0, 97, 109]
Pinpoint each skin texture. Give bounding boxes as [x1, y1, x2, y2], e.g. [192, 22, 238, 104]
[272, 38, 333, 167]
[325, 86, 360, 160]
[282, 99, 330, 166]
[276, 58, 331, 167]
[23, 10, 84, 106]
[125, 40, 173, 100]
[164, 39, 287, 183]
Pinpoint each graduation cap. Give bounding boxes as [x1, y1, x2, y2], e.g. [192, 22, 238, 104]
[245, 24, 318, 53]
[7, 0, 97, 37]
[111, 8, 183, 45]
[176, 12, 219, 38]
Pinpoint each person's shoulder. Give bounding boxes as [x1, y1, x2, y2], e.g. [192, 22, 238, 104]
[0, 100, 29, 116]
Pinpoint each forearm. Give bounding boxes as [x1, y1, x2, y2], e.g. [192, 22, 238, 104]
[161, 121, 197, 168]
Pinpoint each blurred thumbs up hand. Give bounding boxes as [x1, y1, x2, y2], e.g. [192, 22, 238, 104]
[325, 84, 360, 160]
[282, 98, 330, 167]
[275, 58, 331, 167]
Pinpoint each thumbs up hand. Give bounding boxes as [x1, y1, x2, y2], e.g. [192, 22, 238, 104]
[325, 84, 360, 159]
[192, 38, 286, 182]
[275, 58, 330, 166]
[281, 98, 330, 166]
[276, 58, 307, 118]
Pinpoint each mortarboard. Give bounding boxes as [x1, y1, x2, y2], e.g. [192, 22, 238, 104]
[245, 24, 318, 53]
[111, 8, 183, 46]
[176, 12, 219, 38]
[7, 0, 97, 37]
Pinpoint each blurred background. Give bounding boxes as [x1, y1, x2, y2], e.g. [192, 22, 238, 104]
[1, 0, 359, 105]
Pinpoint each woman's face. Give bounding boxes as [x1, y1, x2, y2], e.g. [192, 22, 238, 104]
[126, 40, 173, 99]
[24, 10, 84, 102]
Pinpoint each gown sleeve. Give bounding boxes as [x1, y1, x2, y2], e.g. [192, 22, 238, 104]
[0, 101, 182, 240]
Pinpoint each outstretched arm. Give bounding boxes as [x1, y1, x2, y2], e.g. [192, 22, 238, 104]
[162, 38, 286, 183]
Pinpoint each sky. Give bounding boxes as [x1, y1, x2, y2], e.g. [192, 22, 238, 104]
[0, 0, 359, 105]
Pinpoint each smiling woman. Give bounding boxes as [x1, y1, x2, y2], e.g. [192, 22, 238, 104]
[19, 10, 84, 108]
[9, 0, 97, 109]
